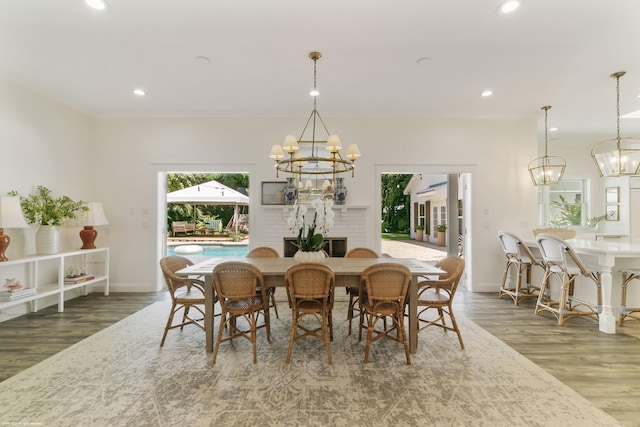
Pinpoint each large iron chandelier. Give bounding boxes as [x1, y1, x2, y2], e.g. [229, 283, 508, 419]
[528, 105, 566, 186]
[591, 71, 640, 177]
[269, 52, 361, 184]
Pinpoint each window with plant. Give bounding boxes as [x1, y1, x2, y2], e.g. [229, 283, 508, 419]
[538, 179, 588, 227]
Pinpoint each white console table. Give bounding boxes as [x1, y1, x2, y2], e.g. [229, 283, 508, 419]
[0, 247, 109, 313]
[526, 238, 640, 334]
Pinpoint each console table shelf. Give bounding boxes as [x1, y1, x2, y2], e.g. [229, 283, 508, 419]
[0, 248, 109, 313]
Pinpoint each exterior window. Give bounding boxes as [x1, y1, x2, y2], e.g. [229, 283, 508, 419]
[418, 203, 425, 228]
[433, 205, 447, 237]
[538, 179, 587, 227]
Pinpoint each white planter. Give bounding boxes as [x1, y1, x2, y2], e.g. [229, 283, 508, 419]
[36, 226, 59, 255]
[293, 250, 326, 263]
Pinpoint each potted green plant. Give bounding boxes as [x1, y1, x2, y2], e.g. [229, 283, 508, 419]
[415, 224, 424, 242]
[9, 186, 87, 254]
[436, 223, 447, 246]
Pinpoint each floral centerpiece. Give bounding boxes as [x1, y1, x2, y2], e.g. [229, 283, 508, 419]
[287, 197, 335, 261]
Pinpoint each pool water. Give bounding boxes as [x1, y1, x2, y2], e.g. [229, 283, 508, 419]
[167, 244, 248, 257]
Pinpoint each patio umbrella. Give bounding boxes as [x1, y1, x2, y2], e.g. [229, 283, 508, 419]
[167, 180, 249, 235]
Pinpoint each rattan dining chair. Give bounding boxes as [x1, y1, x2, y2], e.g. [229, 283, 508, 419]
[535, 233, 602, 326]
[619, 269, 640, 326]
[344, 247, 379, 336]
[285, 262, 335, 364]
[359, 262, 411, 364]
[247, 246, 280, 319]
[159, 256, 209, 347]
[212, 261, 271, 364]
[416, 256, 466, 349]
[497, 231, 545, 305]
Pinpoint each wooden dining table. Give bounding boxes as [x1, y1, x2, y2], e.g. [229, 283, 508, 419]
[177, 256, 445, 354]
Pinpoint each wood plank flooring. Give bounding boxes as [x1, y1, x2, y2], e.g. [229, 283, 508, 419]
[1, 289, 639, 426]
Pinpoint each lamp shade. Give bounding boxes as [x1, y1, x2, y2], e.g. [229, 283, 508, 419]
[346, 144, 361, 160]
[84, 202, 110, 226]
[0, 196, 29, 229]
[282, 135, 299, 153]
[325, 134, 342, 152]
[269, 144, 285, 160]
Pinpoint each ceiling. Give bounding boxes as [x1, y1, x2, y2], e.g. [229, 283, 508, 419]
[2, 0, 640, 136]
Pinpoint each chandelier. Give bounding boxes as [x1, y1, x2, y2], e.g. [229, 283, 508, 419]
[269, 52, 361, 186]
[591, 71, 640, 177]
[528, 105, 566, 186]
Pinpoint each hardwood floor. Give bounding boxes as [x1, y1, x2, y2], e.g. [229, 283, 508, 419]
[1, 289, 639, 425]
[0, 292, 169, 382]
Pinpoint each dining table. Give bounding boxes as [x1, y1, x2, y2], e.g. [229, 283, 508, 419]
[177, 256, 445, 354]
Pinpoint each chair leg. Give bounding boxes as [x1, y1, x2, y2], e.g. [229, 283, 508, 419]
[268, 287, 279, 319]
[557, 274, 571, 326]
[397, 314, 411, 365]
[323, 310, 332, 365]
[448, 304, 464, 349]
[181, 306, 190, 330]
[347, 290, 357, 335]
[212, 311, 228, 365]
[160, 302, 178, 347]
[535, 270, 551, 316]
[364, 311, 373, 363]
[251, 311, 257, 364]
[286, 311, 298, 364]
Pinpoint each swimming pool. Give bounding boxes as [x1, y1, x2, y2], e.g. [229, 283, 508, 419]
[166, 244, 248, 257]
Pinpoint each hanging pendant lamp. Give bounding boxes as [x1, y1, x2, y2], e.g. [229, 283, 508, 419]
[528, 106, 566, 186]
[591, 71, 640, 177]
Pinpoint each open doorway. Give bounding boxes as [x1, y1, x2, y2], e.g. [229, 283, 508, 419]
[164, 173, 250, 259]
[154, 164, 254, 291]
[375, 165, 473, 289]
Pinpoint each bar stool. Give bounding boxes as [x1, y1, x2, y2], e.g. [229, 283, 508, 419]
[535, 233, 602, 326]
[619, 269, 640, 326]
[497, 231, 544, 305]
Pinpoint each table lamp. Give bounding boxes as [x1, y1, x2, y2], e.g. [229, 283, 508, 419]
[79, 202, 109, 249]
[0, 196, 30, 261]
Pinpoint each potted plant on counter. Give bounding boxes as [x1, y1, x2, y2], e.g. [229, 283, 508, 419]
[436, 223, 447, 247]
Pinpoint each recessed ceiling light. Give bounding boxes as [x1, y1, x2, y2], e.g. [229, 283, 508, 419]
[498, 1, 520, 14]
[85, 0, 109, 10]
[549, 127, 559, 132]
[310, 90, 319, 97]
[416, 57, 431, 65]
[481, 90, 493, 97]
[133, 89, 146, 96]
[196, 56, 211, 64]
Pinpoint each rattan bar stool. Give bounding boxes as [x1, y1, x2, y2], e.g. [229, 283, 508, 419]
[497, 231, 545, 305]
[535, 233, 602, 326]
[619, 269, 640, 326]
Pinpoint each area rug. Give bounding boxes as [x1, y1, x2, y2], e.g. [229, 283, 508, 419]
[0, 301, 622, 426]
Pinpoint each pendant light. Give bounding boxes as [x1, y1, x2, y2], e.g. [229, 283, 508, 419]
[528, 106, 566, 186]
[591, 71, 640, 177]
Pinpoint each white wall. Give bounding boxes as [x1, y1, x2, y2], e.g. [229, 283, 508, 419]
[1, 77, 544, 296]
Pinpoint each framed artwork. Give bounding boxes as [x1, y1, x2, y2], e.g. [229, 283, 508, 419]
[606, 205, 619, 221]
[606, 187, 619, 204]
[261, 181, 286, 205]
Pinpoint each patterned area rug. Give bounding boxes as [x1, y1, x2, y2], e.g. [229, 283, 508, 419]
[0, 301, 622, 426]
